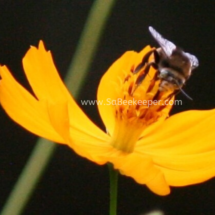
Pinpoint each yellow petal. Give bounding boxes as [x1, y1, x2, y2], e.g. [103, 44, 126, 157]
[155, 160, 215, 186]
[136, 109, 215, 186]
[0, 66, 64, 143]
[0, 42, 108, 149]
[69, 119, 112, 165]
[146, 171, 171, 196]
[47, 100, 112, 165]
[110, 152, 170, 195]
[22, 41, 72, 102]
[23, 41, 109, 141]
[97, 46, 152, 136]
[46, 101, 71, 142]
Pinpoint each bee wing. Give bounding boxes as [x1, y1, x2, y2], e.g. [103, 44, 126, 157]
[185, 52, 199, 69]
[149, 26, 176, 57]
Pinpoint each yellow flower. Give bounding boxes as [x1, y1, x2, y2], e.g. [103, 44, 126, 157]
[1, 41, 215, 196]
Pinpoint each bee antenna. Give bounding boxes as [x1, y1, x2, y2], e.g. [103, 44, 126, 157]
[174, 80, 193, 100]
[179, 88, 193, 101]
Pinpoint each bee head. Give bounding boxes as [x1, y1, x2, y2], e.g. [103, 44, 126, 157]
[159, 68, 185, 88]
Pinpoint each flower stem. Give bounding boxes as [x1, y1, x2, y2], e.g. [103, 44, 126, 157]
[1, 1, 116, 215]
[108, 163, 118, 215]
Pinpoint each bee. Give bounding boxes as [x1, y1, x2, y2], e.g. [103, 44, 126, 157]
[134, 26, 199, 99]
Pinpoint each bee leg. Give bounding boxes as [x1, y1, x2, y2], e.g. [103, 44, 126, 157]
[131, 61, 158, 96]
[153, 49, 160, 64]
[135, 62, 158, 85]
[133, 49, 156, 74]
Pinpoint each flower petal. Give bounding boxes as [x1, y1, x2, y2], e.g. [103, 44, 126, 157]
[0, 66, 65, 143]
[97, 46, 152, 136]
[136, 109, 215, 186]
[47, 100, 112, 165]
[69, 126, 112, 165]
[23, 41, 109, 142]
[69, 122, 112, 165]
[155, 161, 215, 186]
[0, 41, 109, 150]
[46, 100, 71, 142]
[110, 152, 170, 195]
[22, 41, 72, 102]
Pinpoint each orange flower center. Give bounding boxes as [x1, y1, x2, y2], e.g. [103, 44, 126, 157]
[110, 56, 174, 153]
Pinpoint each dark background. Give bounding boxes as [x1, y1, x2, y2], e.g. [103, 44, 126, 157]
[1, 1, 215, 215]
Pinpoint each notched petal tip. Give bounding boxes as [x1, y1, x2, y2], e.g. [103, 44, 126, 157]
[38, 40, 45, 48]
[27, 40, 48, 60]
[38, 40, 51, 52]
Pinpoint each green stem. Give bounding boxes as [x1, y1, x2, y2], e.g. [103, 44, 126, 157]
[108, 163, 118, 215]
[1, 1, 116, 215]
